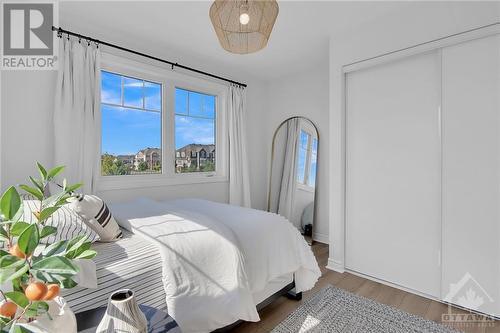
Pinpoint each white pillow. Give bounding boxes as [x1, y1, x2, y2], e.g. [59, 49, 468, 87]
[68, 195, 122, 242]
[73, 259, 97, 289]
[23, 200, 99, 243]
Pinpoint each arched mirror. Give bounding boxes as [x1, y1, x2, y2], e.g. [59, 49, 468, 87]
[268, 116, 319, 245]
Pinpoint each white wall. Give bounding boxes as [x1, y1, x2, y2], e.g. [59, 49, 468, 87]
[248, 51, 330, 243]
[1, 71, 57, 190]
[244, 80, 268, 210]
[328, 1, 500, 271]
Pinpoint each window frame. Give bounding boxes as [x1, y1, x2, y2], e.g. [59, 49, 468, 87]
[97, 53, 228, 191]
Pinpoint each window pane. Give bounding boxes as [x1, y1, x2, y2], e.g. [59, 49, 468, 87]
[101, 71, 162, 176]
[175, 115, 215, 173]
[308, 138, 318, 187]
[308, 158, 317, 187]
[144, 81, 161, 111]
[297, 147, 307, 184]
[203, 95, 216, 119]
[175, 88, 188, 115]
[184, 91, 216, 119]
[175, 115, 215, 148]
[101, 71, 121, 104]
[300, 130, 309, 149]
[123, 77, 143, 108]
[188, 91, 203, 117]
[175, 89, 216, 173]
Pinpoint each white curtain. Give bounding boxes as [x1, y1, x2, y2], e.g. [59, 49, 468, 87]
[268, 126, 288, 213]
[54, 38, 101, 194]
[277, 118, 300, 220]
[227, 85, 251, 207]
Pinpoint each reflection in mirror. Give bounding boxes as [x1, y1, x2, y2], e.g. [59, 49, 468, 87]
[268, 117, 319, 245]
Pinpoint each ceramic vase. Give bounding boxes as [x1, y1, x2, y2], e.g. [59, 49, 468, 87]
[97, 289, 147, 333]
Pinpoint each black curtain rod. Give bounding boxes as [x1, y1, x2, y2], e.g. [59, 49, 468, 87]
[51, 26, 247, 88]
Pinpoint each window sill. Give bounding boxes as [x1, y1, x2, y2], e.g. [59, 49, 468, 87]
[97, 173, 228, 191]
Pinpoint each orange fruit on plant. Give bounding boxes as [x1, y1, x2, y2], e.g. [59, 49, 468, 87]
[0, 301, 17, 317]
[25, 282, 48, 301]
[43, 284, 60, 300]
[8, 244, 26, 259]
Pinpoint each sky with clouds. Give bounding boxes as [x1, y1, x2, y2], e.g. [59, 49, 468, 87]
[101, 71, 215, 156]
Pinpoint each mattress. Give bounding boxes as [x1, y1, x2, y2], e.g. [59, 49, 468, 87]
[62, 230, 167, 314]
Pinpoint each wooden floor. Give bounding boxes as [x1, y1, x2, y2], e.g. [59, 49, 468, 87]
[232, 242, 500, 333]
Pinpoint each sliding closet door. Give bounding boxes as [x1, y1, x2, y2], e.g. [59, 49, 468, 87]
[441, 35, 500, 316]
[345, 52, 441, 297]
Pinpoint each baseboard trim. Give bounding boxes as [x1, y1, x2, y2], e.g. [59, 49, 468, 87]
[346, 268, 437, 300]
[313, 232, 329, 244]
[326, 258, 345, 273]
[345, 268, 500, 320]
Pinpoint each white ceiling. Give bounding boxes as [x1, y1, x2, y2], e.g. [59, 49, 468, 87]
[59, 1, 497, 81]
[59, 1, 412, 81]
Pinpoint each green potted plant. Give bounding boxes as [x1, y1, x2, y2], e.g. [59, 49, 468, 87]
[0, 163, 97, 333]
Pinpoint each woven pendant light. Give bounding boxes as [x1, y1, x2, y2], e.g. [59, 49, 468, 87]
[209, 0, 279, 54]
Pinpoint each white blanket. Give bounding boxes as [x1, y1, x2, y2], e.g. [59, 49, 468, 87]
[109, 198, 320, 333]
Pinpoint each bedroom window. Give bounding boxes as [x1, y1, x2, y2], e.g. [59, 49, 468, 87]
[100, 71, 162, 176]
[174, 88, 216, 174]
[297, 129, 317, 188]
[98, 56, 227, 189]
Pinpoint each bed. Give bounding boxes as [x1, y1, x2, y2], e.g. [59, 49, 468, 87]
[66, 198, 320, 333]
[61, 230, 168, 313]
[62, 231, 295, 313]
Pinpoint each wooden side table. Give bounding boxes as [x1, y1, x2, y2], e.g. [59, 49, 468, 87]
[76, 304, 180, 333]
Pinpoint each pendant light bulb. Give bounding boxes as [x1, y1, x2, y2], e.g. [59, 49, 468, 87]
[239, 2, 250, 25]
[239, 12, 250, 25]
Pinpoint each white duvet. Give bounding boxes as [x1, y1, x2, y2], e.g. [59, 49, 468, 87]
[109, 198, 320, 333]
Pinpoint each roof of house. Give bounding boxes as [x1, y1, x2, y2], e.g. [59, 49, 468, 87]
[176, 144, 215, 153]
[136, 147, 161, 156]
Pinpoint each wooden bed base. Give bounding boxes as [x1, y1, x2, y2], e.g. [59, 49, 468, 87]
[213, 281, 302, 332]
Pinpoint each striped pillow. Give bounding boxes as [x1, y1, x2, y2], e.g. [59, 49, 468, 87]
[68, 195, 122, 242]
[23, 200, 99, 243]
